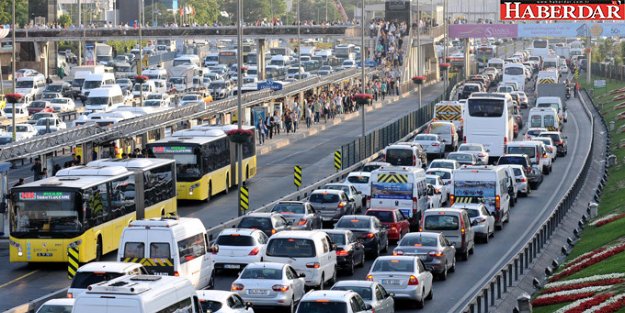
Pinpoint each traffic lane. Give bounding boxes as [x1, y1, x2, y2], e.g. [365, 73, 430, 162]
[182, 83, 444, 225]
[0, 83, 443, 308]
[211, 96, 589, 312]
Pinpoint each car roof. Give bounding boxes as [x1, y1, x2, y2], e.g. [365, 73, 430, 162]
[312, 189, 343, 195]
[196, 290, 237, 302]
[245, 213, 276, 218]
[332, 280, 376, 288]
[366, 208, 399, 212]
[41, 299, 76, 306]
[375, 255, 417, 262]
[322, 229, 352, 235]
[404, 231, 440, 238]
[452, 203, 485, 210]
[270, 230, 327, 239]
[219, 228, 261, 236]
[302, 290, 357, 302]
[244, 262, 286, 270]
[425, 208, 465, 214]
[348, 171, 371, 176]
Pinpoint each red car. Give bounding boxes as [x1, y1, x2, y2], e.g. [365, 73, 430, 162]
[365, 208, 410, 242]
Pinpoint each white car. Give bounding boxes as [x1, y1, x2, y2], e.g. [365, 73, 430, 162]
[428, 159, 461, 171]
[535, 136, 558, 162]
[509, 164, 530, 196]
[4, 105, 29, 119]
[179, 93, 203, 106]
[296, 290, 374, 313]
[34, 117, 67, 133]
[413, 134, 446, 158]
[49, 97, 76, 112]
[67, 262, 148, 298]
[341, 59, 356, 69]
[196, 290, 254, 313]
[452, 203, 495, 243]
[367, 256, 434, 309]
[8, 123, 37, 140]
[213, 228, 268, 272]
[331, 281, 395, 313]
[426, 174, 448, 205]
[344, 171, 372, 197]
[425, 168, 454, 193]
[231, 262, 305, 312]
[559, 64, 569, 74]
[458, 143, 489, 165]
[35, 299, 74, 313]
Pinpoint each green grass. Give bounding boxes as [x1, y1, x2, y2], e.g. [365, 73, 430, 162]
[568, 218, 625, 259]
[566, 249, 625, 280]
[533, 302, 570, 313]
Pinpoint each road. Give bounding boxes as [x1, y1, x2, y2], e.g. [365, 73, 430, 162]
[0, 82, 445, 310]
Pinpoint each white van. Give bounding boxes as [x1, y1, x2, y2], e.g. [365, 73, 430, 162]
[451, 165, 512, 229]
[118, 217, 217, 289]
[505, 141, 550, 174]
[263, 230, 337, 289]
[85, 85, 125, 113]
[132, 80, 157, 99]
[81, 73, 116, 99]
[72, 275, 203, 313]
[173, 55, 201, 67]
[370, 166, 429, 227]
[384, 143, 425, 168]
[487, 58, 505, 71]
[536, 96, 567, 123]
[142, 67, 168, 81]
[528, 107, 560, 131]
[15, 74, 46, 100]
[67, 261, 148, 298]
[269, 55, 290, 68]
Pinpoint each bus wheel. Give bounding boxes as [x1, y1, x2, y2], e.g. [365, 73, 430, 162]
[95, 236, 103, 261]
[161, 209, 165, 217]
[246, 165, 250, 180]
[224, 176, 230, 194]
[205, 183, 212, 202]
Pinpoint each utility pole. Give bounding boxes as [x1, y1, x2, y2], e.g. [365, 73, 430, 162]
[361, 0, 365, 138]
[11, 0, 16, 141]
[236, 0, 244, 217]
[78, 0, 82, 66]
[417, 0, 422, 108]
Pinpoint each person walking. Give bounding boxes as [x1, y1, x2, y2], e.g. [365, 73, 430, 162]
[31, 158, 44, 181]
[265, 115, 273, 139]
[293, 103, 300, 132]
[256, 117, 266, 145]
[305, 104, 312, 128]
[381, 80, 388, 100]
[284, 110, 293, 133]
[13, 178, 25, 187]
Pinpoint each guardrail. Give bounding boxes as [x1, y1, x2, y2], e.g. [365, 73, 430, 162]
[457, 89, 596, 313]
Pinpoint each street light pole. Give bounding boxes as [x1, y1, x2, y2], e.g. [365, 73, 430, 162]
[443, 0, 448, 97]
[361, 0, 365, 138]
[11, 0, 16, 141]
[417, 0, 421, 108]
[138, 0, 144, 107]
[78, 0, 82, 66]
[236, 0, 244, 217]
[297, 0, 301, 63]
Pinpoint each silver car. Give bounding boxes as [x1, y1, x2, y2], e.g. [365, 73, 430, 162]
[392, 232, 456, 281]
[453, 203, 495, 243]
[231, 262, 306, 312]
[270, 201, 322, 230]
[331, 281, 395, 313]
[324, 183, 365, 212]
[458, 143, 489, 165]
[509, 164, 530, 196]
[413, 134, 445, 158]
[309, 189, 355, 222]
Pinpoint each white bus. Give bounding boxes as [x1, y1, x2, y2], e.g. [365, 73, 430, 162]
[464, 93, 515, 162]
[502, 63, 526, 91]
[532, 39, 549, 58]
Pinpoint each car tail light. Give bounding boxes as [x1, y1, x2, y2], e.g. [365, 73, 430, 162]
[412, 196, 418, 203]
[306, 262, 320, 269]
[408, 275, 419, 285]
[67, 293, 73, 299]
[248, 247, 260, 256]
[450, 194, 455, 205]
[428, 251, 444, 257]
[338, 201, 347, 209]
[432, 143, 440, 147]
[393, 250, 404, 256]
[271, 229, 277, 235]
[478, 153, 486, 157]
[413, 155, 417, 166]
[366, 274, 374, 281]
[504, 136, 508, 145]
[272, 285, 290, 292]
[520, 177, 527, 182]
[336, 249, 349, 256]
[362, 233, 375, 239]
[463, 136, 467, 143]
[297, 219, 308, 226]
[495, 195, 501, 211]
[174, 271, 180, 277]
[231, 283, 245, 291]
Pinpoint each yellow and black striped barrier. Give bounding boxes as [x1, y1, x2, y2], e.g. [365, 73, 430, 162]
[377, 173, 409, 183]
[240, 186, 249, 212]
[122, 257, 174, 267]
[454, 196, 476, 204]
[68, 246, 79, 280]
[538, 78, 556, 84]
[334, 151, 342, 171]
[294, 165, 302, 189]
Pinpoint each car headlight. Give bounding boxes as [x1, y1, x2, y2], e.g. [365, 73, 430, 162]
[189, 183, 200, 195]
[69, 239, 82, 248]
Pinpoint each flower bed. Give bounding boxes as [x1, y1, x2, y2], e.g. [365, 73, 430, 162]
[226, 128, 254, 144]
[540, 279, 624, 294]
[352, 93, 373, 105]
[563, 247, 608, 268]
[550, 242, 625, 282]
[5, 93, 23, 104]
[439, 63, 451, 71]
[589, 213, 625, 227]
[412, 75, 426, 85]
[544, 273, 625, 289]
[554, 293, 614, 313]
[533, 286, 613, 307]
[134, 75, 149, 84]
[583, 293, 625, 313]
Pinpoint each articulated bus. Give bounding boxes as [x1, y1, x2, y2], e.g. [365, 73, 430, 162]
[146, 125, 257, 201]
[464, 93, 515, 163]
[9, 159, 177, 263]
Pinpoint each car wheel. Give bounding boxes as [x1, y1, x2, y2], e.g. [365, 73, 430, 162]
[289, 297, 295, 313]
[416, 293, 425, 309]
[483, 232, 489, 244]
[327, 270, 337, 286]
[382, 238, 389, 253]
[318, 274, 325, 290]
[358, 252, 366, 267]
[346, 257, 355, 275]
[426, 287, 433, 300]
[461, 249, 469, 261]
[438, 264, 448, 281]
[371, 243, 380, 258]
[449, 257, 456, 273]
[207, 270, 215, 289]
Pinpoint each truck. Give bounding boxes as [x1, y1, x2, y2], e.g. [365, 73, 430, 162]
[535, 69, 559, 92]
[536, 82, 567, 106]
[94, 43, 113, 66]
[433, 101, 465, 137]
[167, 64, 198, 92]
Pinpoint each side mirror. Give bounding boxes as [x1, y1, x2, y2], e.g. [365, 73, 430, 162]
[209, 243, 219, 254]
[331, 243, 338, 251]
[299, 273, 306, 278]
[245, 302, 253, 309]
[389, 292, 395, 298]
[471, 220, 478, 226]
[365, 304, 373, 311]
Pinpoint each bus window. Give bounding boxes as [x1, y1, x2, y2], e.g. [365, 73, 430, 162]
[504, 67, 524, 75]
[111, 175, 136, 216]
[144, 164, 176, 207]
[84, 183, 112, 227]
[468, 99, 504, 117]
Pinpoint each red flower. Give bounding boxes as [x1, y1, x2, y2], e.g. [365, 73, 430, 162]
[541, 279, 624, 294]
[595, 297, 625, 313]
[226, 128, 254, 137]
[412, 76, 426, 85]
[5, 93, 23, 104]
[549, 244, 625, 281]
[594, 213, 625, 227]
[134, 75, 149, 84]
[532, 292, 595, 307]
[352, 93, 373, 101]
[240, 66, 248, 71]
[439, 63, 451, 70]
[563, 293, 613, 313]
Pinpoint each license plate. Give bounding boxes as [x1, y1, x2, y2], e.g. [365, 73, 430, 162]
[37, 253, 53, 257]
[418, 255, 428, 260]
[248, 289, 269, 295]
[224, 264, 240, 269]
[382, 279, 400, 285]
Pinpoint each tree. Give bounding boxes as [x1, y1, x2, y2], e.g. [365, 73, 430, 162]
[0, 0, 29, 27]
[144, 3, 175, 26]
[178, 0, 219, 25]
[219, 0, 287, 24]
[58, 14, 72, 28]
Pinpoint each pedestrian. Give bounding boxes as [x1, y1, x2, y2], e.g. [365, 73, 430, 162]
[265, 115, 273, 139]
[273, 111, 281, 135]
[52, 164, 61, 176]
[75, 155, 82, 165]
[314, 98, 321, 123]
[31, 158, 44, 181]
[381, 80, 388, 100]
[293, 103, 300, 132]
[305, 104, 312, 128]
[13, 178, 24, 187]
[284, 110, 293, 133]
[256, 118, 266, 145]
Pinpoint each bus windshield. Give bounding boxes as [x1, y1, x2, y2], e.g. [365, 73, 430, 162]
[504, 67, 524, 75]
[11, 190, 83, 237]
[468, 99, 504, 117]
[150, 145, 201, 181]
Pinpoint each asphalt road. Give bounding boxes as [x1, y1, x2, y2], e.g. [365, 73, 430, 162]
[0, 82, 444, 310]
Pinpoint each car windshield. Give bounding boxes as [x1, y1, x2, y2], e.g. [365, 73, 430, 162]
[216, 235, 254, 246]
[143, 100, 162, 107]
[11, 190, 83, 237]
[297, 302, 347, 313]
[85, 97, 109, 105]
[266, 238, 316, 258]
[182, 95, 199, 101]
[50, 99, 68, 104]
[448, 153, 473, 162]
[424, 215, 459, 231]
[415, 135, 437, 141]
[537, 103, 560, 111]
[512, 168, 523, 176]
[400, 235, 438, 247]
[332, 286, 372, 300]
[507, 147, 535, 158]
[527, 129, 545, 137]
[16, 80, 33, 88]
[426, 170, 451, 180]
[45, 85, 63, 92]
[336, 218, 370, 229]
[70, 271, 125, 289]
[8, 126, 29, 132]
[36, 304, 73, 313]
[386, 148, 414, 166]
[83, 81, 102, 89]
[366, 210, 394, 223]
[35, 119, 55, 126]
[372, 259, 415, 272]
[209, 82, 225, 89]
[240, 267, 283, 279]
[30, 101, 46, 108]
[429, 161, 454, 170]
[272, 203, 305, 214]
[468, 98, 504, 117]
[498, 157, 526, 166]
[238, 217, 272, 230]
[541, 133, 560, 142]
[426, 177, 437, 185]
[347, 175, 369, 184]
[465, 208, 480, 218]
[361, 165, 383, 172]
[327, 233, 346, 245]
[309, 193, 340, 203]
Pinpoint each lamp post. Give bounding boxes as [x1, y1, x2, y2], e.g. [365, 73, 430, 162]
[236, 0, 244, 217]
[417, 0, 421, 108]
[138, 0, 144, 107]
[443, 0, 448, 96]
[297, 0, 301, 63]
[361, 0, 365, 138]
[78, 0, 82, 66]
[12, 0, 17, 141]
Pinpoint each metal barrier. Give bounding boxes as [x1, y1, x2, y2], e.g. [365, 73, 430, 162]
[457, 89, 596, 313]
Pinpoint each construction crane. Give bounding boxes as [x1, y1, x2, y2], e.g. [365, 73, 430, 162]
[332, 0, 350, 22]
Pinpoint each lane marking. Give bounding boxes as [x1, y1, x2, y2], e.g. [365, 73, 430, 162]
[0, 270, 40, 289]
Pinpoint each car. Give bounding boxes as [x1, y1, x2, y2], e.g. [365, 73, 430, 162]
[270, 201, 322, 230]
[28, 112, 58, 125]
[525, 127, 548, 140]
[4, 104, 29, 119]
[559, 64, 569, 74]
[535, 136, 558, 162]
[341, 59, 356, 69]
[428, 159, 460, 171]
[507, 164, 530, 196]
[425, 168, 453, 191]
[512, 91, 529, 108]
[446, 152, 479, 166]
[497, 154, 543, 189]
[323, 183, 365, 213]
[34, 117, 67, 132]
[323, 229, 366, 274]
[179, 94, 203, 106]
[426, 174, 448, 205]
[366, 256, 434, 308]
[213, 228, 268, 272]
[452, 203, 495, 243]
[0, 135, 13, 145]
[365, 208, 411, 243]
[8, 124, 37, 141]
[231, 262, 305, 312]
[236, 213, 290, 237]
[196, 290, 254, 313]
[35, 299, 75, 313]
[41, 92, 63, 100]
[458, 143, 489, 165]
[421, 208, 476, 260]
[209, 80, 232, 100]
[309, 189, 356, 223]
[296, 290, 373, 313]
[392, 232, 456, 280]
[117, 78, 133, 91]
[540, 131, 568, 156]
[67, 262, 148, 298]
[344, 172, 372, 198]
[413, 134, 446, 158]
[49, 97, 76, 112]
[27, 100, 54, 115]
[43, 82, 73, 98]
[331, 281, 395, 313]
[361, 162, 390, 173]
[335, 215, 388, 258]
